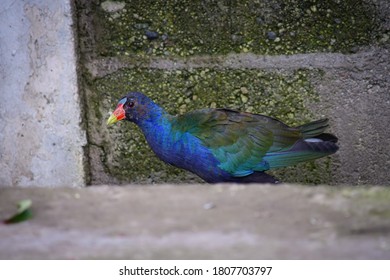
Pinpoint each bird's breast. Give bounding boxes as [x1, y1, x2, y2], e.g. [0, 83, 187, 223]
[144, 125, 218, 173]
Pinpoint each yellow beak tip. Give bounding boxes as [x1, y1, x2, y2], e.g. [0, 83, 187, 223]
[107, 115, 118, 126]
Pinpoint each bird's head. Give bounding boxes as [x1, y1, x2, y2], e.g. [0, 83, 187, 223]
[107, 92, 157, 125]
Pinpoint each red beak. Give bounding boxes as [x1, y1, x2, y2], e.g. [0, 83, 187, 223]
[107, 104, 125, 125]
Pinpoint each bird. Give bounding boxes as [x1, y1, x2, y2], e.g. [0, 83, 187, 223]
[107, 92, 339, 184]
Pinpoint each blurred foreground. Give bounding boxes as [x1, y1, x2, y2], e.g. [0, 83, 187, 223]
[0, 184, 389, 259]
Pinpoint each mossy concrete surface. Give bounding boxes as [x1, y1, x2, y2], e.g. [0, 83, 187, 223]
[84, 48, 390, 186]
[91, 68, 337, 185]
[1, 184, 390, 259]
[95, 0, 378, 56]
[77, 0, 390, 186]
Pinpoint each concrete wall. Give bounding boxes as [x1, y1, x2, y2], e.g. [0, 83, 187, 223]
[1, 1, 389, 187]
[78, 0, 390, 185]
[0, 0, 86, 187]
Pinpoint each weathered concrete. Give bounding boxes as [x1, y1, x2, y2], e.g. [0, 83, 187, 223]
[0, 184, 390, 259]
[313, 47, 390, 186]
[0, 0, 86, 187]
[84, 48, 390, 185]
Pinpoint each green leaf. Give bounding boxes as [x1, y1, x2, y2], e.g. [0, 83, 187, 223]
[3, 199, 33, 224]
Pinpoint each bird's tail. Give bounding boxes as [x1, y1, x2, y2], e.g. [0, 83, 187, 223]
[297, 118, 338, 142]
[262, 119, 339, 169]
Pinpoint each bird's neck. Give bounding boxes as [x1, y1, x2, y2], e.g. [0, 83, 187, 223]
[135, 108, 179, 163]
[134, 102, 171, 130]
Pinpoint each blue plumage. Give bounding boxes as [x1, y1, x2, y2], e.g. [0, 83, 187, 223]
[107, 92, 339, 183]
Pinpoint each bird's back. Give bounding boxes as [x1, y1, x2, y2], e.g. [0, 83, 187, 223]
[170, 108, 338, 176]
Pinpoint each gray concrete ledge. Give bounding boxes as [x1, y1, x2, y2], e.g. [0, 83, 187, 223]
[1, 184, 389, 259]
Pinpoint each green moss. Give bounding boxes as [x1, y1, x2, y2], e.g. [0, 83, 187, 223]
[270, 157, 336, 185]
[359, 188, 390, 203]
[341, 188, 390, 219]
[95, 0, 378, 57]
[91, 67, 336, 184]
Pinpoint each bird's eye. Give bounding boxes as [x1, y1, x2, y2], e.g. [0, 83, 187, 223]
[127, 101, 135, 108]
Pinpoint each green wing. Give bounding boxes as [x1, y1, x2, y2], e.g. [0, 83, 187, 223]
[171, 108, 302, 176]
